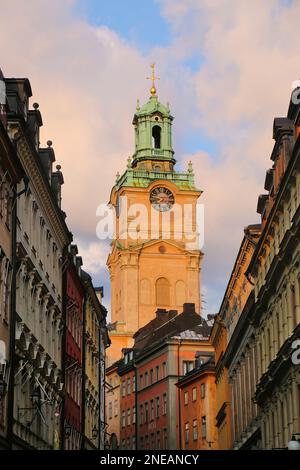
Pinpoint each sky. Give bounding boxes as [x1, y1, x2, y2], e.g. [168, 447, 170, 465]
[0, 0, 299, 316]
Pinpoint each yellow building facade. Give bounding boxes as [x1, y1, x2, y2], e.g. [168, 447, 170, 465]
[107, 76, 203, 363]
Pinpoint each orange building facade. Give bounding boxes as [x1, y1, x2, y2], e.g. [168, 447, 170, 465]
[176, 353, 217, 450]
[210, 225, 261, 449]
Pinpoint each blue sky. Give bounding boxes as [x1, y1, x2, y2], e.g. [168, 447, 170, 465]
[72, 1, 215, 156]
[73, 0, 171, 53]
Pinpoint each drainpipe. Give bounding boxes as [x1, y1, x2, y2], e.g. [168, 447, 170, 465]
[177, 339, 182, 450]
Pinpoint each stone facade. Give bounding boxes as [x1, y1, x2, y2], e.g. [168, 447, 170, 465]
[0, 72, 23, 449]
[248, 103, 300, 449]
[4, 77, 71, 449]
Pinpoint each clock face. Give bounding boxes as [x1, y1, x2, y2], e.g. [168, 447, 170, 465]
[150, 187, 175, 212]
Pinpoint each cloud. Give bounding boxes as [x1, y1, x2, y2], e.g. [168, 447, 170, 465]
[1, 0, 299, 314]
[157, 0, 300, 311]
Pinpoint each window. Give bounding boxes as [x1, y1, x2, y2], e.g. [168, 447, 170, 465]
[156, 397, 160, 418]
[163, 394, 167, 415]
[132, 375, 136, 392]
[184, 391, 189, 405]
[151, 433, 155, 449]
[132, 406, 136, 424]
[162, 362, 167, 378]
[140, 404, 144, 425]
[185, 422, 189, 444]
[122, 410, 126, 428]
[145, 402, 149, 423]
[114, 399, 118, 417]
[140, 374, 143, 389]
[152, 125, 161, 149]
[192, 387, 197, 401]
[145, 372, 148, 387]
[156, 277, 170, 306]
[163, 429, 168, 449]
[108, 401, 112, 419]
[156, 431, 161, 449]
[150, 369, 153, 384]
[193, 419, 198, 441]
[201, 416, 206, 439]
[122, 380, 126, 397]
[127, 377, 131, 395]
[132, 436, 136, 450]
[183, 360, 194, 375]
[127, 408, 131, 426]
[150, 400, 155, 421]
[201, 383, 206, 399]
[155, 365, 159, 381]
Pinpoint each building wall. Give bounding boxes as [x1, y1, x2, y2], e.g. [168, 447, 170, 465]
[64, 261, 84, 450]
[84, 294, 100, 448]
[5, 79, 70, 450]
[0, 119, 21, 448]
[119, 369, 136, 449]
[177, 370, 217, 450]
[106, 366, 120, 449]
[211, 323, 232, 449]
[137, 350, 168, 450]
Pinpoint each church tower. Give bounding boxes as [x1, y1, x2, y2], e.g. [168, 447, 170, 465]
[107, 66, 203, 363]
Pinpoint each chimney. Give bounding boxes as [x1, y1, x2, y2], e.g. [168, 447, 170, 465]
[156, 308, 167, 317]
[4, 77, 32, 120]
[183, 303, 196, 314]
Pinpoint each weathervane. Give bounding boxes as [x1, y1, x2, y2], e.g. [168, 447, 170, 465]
[147, 63, 160, 96]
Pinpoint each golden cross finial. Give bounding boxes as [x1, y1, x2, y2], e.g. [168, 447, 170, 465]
[147, 63, 160, 96]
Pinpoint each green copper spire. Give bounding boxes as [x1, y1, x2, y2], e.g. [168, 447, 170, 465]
[131, 64, 175, 168]
[114, 65, 198, 192]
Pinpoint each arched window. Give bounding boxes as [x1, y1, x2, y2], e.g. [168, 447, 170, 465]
[156, 277, 170, 306]
[152, 125, 161, 149]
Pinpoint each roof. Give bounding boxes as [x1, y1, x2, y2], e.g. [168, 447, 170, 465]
[133, 303, 212, 354]
[176, 354, 215, 387]
[134, 95, 171, 120]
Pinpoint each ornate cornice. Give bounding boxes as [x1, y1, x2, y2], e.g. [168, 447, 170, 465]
[8, 120, 71, 249]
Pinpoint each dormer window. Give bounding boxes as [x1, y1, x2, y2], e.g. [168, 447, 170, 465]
[152, 125, 161, 149]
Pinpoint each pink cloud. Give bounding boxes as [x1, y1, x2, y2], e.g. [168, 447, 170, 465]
[1, 0, 299, 313]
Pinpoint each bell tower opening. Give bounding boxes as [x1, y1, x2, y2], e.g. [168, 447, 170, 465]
[152, 125, 161, 149]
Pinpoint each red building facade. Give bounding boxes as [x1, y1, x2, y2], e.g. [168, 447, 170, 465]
[63, 245, 84, 449]
[117, 304, 214, 450]
[118, 351, 137, 450]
